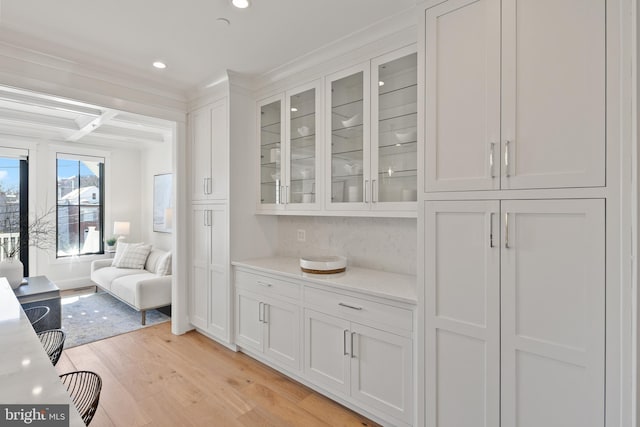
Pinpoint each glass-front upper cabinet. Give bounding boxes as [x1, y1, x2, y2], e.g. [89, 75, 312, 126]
[326, 63, 370, 210]
[259, 95, 285, 208]
[286, 81, 322, 210]
[371, 48, 418, 210]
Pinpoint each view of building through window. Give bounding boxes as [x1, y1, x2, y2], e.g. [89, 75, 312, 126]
[0, 157, 22, 261]
[56, 156, 104, 257]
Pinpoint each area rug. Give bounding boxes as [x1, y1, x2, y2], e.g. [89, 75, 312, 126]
[61, 291, 170, 348]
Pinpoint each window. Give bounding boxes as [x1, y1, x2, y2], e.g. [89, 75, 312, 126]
[56, 154, 104, 257]
[0, 152, 28, 275]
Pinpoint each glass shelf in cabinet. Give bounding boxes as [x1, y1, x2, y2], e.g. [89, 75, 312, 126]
[377, 168, 417, 179]
[290, 134, 316, 144]
[378, 112, 417, 128]
[260, 141, 282, 148]
[378, 82, 417, 98]
[378, 141, 417, 155]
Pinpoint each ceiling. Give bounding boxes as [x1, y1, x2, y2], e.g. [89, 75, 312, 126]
[0, 0, 416, 94]
[0, 0, 416, 146]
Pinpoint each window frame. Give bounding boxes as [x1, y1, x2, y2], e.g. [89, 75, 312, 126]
[55, 154, 105, 258]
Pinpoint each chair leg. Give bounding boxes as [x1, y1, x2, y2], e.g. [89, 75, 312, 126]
[141, 310, 146, 326]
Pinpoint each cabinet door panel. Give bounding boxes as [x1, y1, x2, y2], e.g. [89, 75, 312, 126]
[210, 99, 228, 199]
[425, 0, 501, 192]
[350, 323, 412, 424]
[190, 206, 210, 329]
[424, 201, 500, 427]
[304, 309, 350, 396]
[264, 298, 300, 371]
[501, 199, 604, 427]
[236, 291, 263, 353]
[191, 107, 212, 201]
[501, 0, 605, 189]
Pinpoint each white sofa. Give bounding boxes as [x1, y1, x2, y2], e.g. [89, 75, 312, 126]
[90, 248, 172, 325]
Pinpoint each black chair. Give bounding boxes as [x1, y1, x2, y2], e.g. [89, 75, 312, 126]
[59, 371, 102, 426]
[23, 306, 50, 327]
[37, 329, 66, 366]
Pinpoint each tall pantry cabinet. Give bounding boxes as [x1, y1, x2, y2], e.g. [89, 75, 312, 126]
[420, 0, 621, 426]
[188, 98, 231, 344]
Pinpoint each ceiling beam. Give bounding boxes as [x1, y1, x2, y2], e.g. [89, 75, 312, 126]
[67, 110, 118, 142]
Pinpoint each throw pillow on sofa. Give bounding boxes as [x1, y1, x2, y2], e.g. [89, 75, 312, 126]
[156, 252, 172, 276]
[112, 242, 152, 269]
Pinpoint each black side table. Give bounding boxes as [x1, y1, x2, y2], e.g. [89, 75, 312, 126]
[13, 276, 62, 333]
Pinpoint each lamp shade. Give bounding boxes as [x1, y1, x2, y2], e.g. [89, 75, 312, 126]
[113, 221, 130, 236]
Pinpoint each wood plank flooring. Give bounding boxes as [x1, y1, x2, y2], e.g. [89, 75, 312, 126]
[55, 322, 381, 427]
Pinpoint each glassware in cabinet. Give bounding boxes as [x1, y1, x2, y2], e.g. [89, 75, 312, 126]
[259, 97, 284, 205]
[372, 51, 418, 205]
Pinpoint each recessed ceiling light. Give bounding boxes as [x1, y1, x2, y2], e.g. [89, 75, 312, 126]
[378, 81, 385, 87]
[153, 61, 167, 69]
[232, 0, 250, 8]
[291, 107, 298, 112]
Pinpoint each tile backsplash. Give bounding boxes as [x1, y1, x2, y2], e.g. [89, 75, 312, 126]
[277, 216, 417, 276]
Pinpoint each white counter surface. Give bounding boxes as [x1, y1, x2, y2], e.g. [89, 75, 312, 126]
[233, 257, 417, 304]
[0, 278, 84, 426]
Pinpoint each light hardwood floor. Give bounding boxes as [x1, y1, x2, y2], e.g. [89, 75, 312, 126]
[55, 322, 381, 427]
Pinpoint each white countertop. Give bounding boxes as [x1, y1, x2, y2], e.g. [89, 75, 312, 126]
[232, 257, 417, 304]
[0, 278, 84, 426]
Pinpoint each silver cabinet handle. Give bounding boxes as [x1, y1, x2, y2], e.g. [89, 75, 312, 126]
[258, 302, 263, 323]
[489, 142, 496, 178]
[203, 210, 212, 227]
[207, 178, 213, 194]
[285, 185, 289, 204]
[490, 212, 495, 248]
[203, 177, 208, 195]
[343, 329, 349, 356]
[338, 302, 363, 310]
[256, 281, 272, 288]
[364, 180, 369, 203]
[279, 185, 284, 204]
[504, 140, 511, 177]
[504, 212, 510, 249]
[264, 303, 269, 324]
[350, 332, 356, 358]
[203, 210, 208, 226]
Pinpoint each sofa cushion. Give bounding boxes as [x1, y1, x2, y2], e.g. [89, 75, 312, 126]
[144, 249, 164, 273]
[112, 243, 152, 269]
[91, 266, 146, 290]
[110, 273, 171, 309]
[156, 252, 172, 276]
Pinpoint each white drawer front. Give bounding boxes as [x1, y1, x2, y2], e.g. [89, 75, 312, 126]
[235, 270, 300, 300]
[304, 286, 412, 333]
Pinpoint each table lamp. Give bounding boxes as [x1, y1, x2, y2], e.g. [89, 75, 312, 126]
[113, 221, 130, 244]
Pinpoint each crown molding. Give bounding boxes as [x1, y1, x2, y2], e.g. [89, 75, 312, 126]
[0, 28, 188, 122]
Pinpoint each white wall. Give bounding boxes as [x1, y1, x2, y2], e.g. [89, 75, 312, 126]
[276, 216, 416, 275]
[140, 141, 173, 251]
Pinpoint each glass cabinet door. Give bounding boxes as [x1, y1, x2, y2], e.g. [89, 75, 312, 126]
[260, 98, 284, 205]
[373, 51, 418, 205]
[329, 66, 368, 206]
[287, 87, 317, 206]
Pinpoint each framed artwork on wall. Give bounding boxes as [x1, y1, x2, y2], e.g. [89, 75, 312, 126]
[153, 173, 172, 233]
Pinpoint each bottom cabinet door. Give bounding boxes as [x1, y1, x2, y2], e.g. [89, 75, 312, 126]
[235, 290, 263, 353]
[263, 298, 300, 371]
[304, 309, 351, 396]
[208, 205, 228, 341]
[350, 323, 413, 424]
[501, 199, 604, 427]
[190, 206, 210, 330]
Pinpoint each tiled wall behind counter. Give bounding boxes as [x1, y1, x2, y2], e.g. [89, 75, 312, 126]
[277, 216, 417, 276]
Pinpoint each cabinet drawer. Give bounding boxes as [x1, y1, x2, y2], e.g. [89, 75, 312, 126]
[304, 286, 412, 333]
[235, 270, 300, 300]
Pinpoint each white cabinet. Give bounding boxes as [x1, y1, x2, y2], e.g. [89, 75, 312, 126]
[424, 199, 605, 427]
[189, 204, 230, 342]
[425, 0, 605, 192]
[191, 98, 228, 201]
[258, 81, 323, 212]
[235, 271, 301, 371]
[326, 48, 418, 213]
[304, 287, 413, 425]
